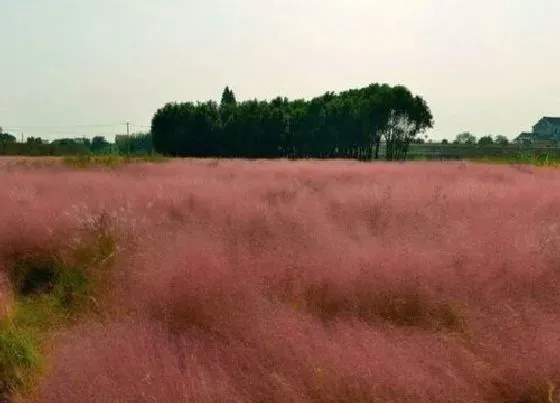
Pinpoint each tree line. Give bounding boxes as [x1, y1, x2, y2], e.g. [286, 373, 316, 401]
[450, 132, 510, 146]
[151, 83, 434, 161]
[0, 131, 154, 156]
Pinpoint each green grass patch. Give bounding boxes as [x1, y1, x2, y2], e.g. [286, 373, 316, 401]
[0, 212, 118, 399]
[0, 324, 42, 398]
[469, 153, 560, 167]
[62, 153, 168, 169]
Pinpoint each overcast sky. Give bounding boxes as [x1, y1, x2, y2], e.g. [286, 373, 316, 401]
[1, 0, 559, 141]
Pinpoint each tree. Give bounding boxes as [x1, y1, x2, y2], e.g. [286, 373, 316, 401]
[478, 135, 494, 146]
[220, 86, 237, 107]
[381, 88, 434, 161]
[494, 135, 509, 146]
[454, 132, 476, 144]
[152, 83, 433, 161]
[26, 137, 44, 145]
[91, 136, 110, 153]
[0, 132, 16, 143]
[0, 131, 17, 155]
[441, 139, 449, 144]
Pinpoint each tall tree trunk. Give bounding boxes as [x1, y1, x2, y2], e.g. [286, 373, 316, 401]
[374, 132, 381, 160]
[385, 137, 393, 161]
[367, 126, 375, 161]
[403, 138, 410, 160]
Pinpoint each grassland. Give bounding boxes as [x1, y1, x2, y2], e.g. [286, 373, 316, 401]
[1, 157, 560, 402]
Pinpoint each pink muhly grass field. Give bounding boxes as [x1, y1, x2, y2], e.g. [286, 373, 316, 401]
[2, 158, 560, 402]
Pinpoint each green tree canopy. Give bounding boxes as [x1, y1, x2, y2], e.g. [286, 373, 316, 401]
[454, 132, 476, 144]
[151, 83, 433, 161]
[0, 133, 16, 143]
[26, 137, 44, 145]
[478, 135, 494, 146]
[220, 86, 237, 107]
[494, 135, 509, 146]
[91, 136, 111, 154]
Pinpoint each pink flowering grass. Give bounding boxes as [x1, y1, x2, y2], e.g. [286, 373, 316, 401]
[2, 158, 560, 402]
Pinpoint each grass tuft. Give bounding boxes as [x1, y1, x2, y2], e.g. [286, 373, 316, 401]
[62, 154, 168, 169]
[517, 381, 558, 403]
[0, 211, 118, 400]
[7, 254, 61, 296]
[2, 222, 115, 315]
[298, 283, 465, 332]
[0, 325, 42, 399]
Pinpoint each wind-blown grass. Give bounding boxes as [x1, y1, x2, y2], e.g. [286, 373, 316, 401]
[2, 158, 560, 402]
[0, 202, 118, 401]
[62, 154, 168, 169]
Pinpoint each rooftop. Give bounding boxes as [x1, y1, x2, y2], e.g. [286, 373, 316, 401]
[542, 117, 560, 125]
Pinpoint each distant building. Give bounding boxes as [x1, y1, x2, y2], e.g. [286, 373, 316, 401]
[533, 117, 560, 136]
[515, 117, 560, 145]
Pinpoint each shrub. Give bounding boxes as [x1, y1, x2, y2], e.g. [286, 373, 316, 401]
[0, 209, 118, 401]
[5, 253, 61, 297]
[1, 213, 116, 314]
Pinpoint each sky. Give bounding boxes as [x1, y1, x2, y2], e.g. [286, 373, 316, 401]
[1, 0, 559, 142]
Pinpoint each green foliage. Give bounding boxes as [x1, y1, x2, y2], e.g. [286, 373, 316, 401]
[0, 212, 118, 399]
[494, 135, 509, 146]
[25, 137, 44, 145]
[0, 141, 91, 156]
[478, 135, 494, 146]
[220, 86, 237, 107]
[62, 153, 167, 169]
[151, 83, 434, 161]
[474, 153, 560, 167]
[4, 217, 116, 314]
[115, 132, 154, 156]
[62, 154, 121, 169]
[8, 254, 61, 296]
[0, 136, 131, 157]
[380, 87, 434, 161]
[90, 136, 111, 154]
[0, 325, 42, 397]
[11, 295, 66, 332]
[51, 137, 91, 148]
[0, 133, 16, 143]
[454, 132, 477, 144]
